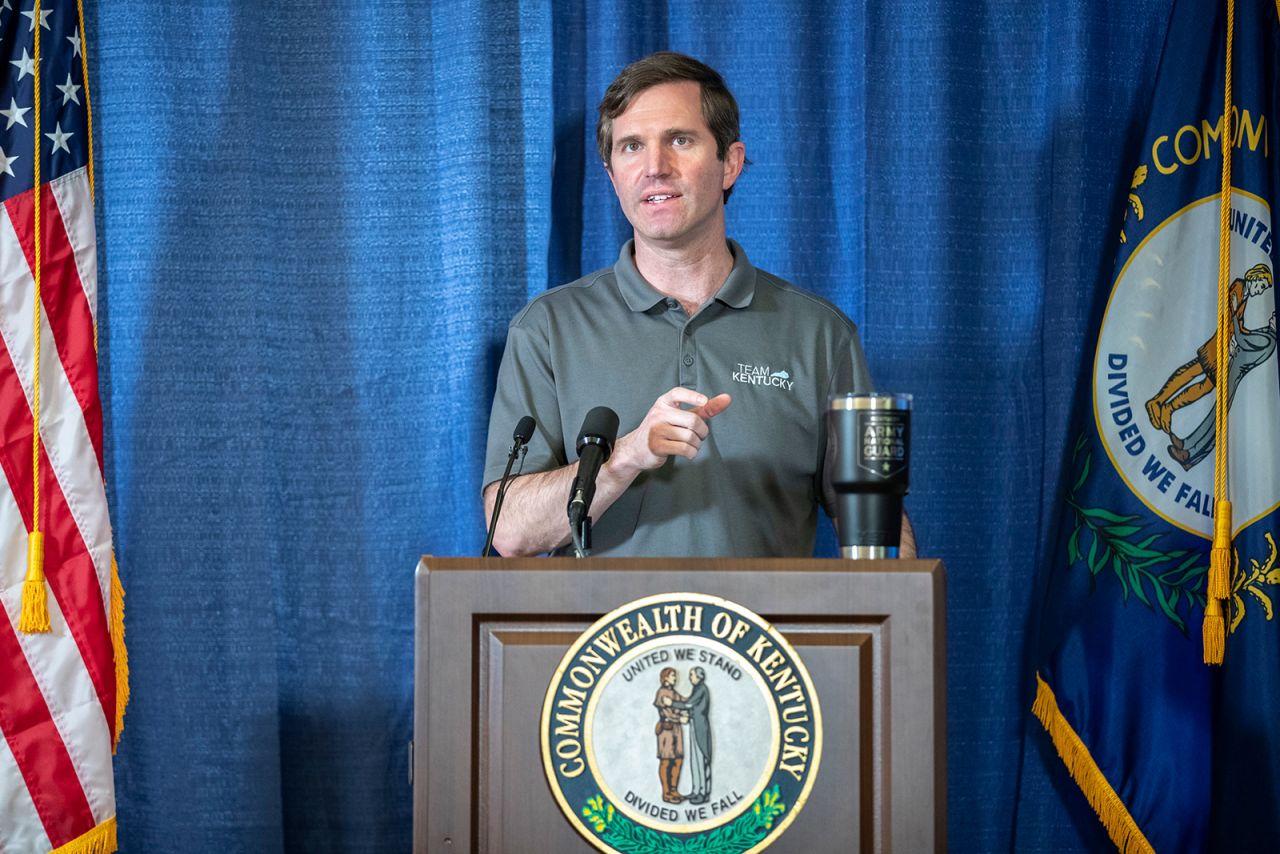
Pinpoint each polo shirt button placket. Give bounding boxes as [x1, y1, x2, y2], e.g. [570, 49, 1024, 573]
[680, 325, 697, 388]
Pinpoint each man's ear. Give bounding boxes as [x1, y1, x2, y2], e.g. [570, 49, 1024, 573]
[603, 159, 622, 198]
[722, 141, 746, 191]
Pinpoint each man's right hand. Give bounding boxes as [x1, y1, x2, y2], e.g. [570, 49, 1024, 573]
[484, 386, 730, 556]
[610, 387, 733, 476]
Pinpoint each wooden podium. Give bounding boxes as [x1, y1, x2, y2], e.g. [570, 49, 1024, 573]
[413, 557, 946, 853]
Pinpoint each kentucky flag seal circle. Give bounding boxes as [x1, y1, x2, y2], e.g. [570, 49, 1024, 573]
[1033, 0, 1280, 851]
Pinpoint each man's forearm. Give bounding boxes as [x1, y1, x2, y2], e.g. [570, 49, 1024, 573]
[484, 466, 578, 556]
[483, 455, 645, 556]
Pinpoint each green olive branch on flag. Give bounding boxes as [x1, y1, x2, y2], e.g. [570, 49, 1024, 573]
[1065, 434, 1208, 634]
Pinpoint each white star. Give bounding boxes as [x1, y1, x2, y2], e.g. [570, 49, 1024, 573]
[0, 97, 30, 129]
[9, 48, 34, 80]
[45, 122, 72, 155]
[56, 73, 80, 106]
[67, 29, 81, 57]
[0, 147, 17, 177]
[21, 7, 51, 31]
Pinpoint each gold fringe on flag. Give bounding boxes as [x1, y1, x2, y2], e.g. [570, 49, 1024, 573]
[1032, 674, 1155, 854]
[110, 554, 130, 749]
[50, 816, 116, 854]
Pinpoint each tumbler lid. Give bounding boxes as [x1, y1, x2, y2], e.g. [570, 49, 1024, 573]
[828, 393, 912, 411]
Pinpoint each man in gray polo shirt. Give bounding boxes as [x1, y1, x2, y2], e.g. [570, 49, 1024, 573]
[482, 51, 913, 558]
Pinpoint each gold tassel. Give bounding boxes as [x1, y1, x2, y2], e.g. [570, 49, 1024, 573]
[1203, 597, 1225, 665]
[19, 531, 51, 634]
[1032, 674, 1155, 854]
[110, 554, 130, 750]
[49, 816, 116, 854]
[1208, 500, 1233, 600]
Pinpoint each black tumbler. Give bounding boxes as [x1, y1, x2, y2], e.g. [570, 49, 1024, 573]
[827, 394, 911, 559]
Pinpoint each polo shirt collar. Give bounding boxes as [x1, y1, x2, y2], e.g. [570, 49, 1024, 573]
[614, 239, 757, 312]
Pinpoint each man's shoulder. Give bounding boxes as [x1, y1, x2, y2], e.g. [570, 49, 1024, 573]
[750, 266, 859, 334]
[509, 266, 618, 328]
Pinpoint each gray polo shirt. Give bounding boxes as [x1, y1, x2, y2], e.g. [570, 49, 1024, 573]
[483, 239, 873, 557]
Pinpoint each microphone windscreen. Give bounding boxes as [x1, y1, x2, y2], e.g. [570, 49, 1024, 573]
[513, 415, 536, 444]
[576, 406, 619, 455]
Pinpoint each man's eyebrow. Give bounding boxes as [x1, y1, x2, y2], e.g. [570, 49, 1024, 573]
[665, 127, 700, 138]
[614, 133, 642, 150]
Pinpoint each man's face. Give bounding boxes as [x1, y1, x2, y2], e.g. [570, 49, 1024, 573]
[689, 670, 702, 685]
[606, 80, 745, 250]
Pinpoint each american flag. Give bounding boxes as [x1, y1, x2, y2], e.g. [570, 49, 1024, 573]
[0, 1, 123, 852]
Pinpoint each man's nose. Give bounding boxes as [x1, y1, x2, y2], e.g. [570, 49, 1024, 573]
[644, 145, 672, 177]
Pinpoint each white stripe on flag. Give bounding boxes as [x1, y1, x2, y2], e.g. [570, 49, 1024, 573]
[48, 168, 98, 329]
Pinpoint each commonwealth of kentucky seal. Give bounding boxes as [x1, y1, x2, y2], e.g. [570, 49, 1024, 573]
[540, 593, 822, 854]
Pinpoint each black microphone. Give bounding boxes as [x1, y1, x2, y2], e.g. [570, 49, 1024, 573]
[567, 407, 619, 546]
[483, 415, 537, 557]
[512, 415, 536, 448]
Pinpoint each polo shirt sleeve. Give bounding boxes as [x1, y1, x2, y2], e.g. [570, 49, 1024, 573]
[816, 324, 875, 518]
[482, 308, 569, 491]
[845, 326, 874, 395]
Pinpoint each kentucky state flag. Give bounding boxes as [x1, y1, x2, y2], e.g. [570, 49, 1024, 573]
[1033, 0, 1280, 851]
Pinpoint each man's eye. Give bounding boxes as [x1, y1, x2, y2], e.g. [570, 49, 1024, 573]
[621, 142, 640, 153]
[673, 136, 690, 146]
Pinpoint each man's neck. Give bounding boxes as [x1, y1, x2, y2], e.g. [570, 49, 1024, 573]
[632, 230, 735, 316]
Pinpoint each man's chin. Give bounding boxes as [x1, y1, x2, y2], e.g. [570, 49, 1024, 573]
[630, 223, 701, 249]
[629, 216, 684, 242]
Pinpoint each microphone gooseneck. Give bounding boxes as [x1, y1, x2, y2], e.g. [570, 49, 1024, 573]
[483, 415, 537, 557]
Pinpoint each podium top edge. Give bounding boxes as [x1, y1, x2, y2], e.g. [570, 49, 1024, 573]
[416, 556, 944, 574]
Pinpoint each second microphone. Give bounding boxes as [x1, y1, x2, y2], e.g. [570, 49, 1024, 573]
[567, 406, 620, 538]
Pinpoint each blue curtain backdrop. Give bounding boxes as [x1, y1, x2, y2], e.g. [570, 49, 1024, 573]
[89, 0, 1178, 850]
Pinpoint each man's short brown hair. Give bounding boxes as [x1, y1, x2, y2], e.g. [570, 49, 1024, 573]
[596, 52, 743, 199]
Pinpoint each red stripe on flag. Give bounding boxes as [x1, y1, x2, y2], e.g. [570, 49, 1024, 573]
[0, 341, 114, 737]
[0, 605, 98, 846]
[4, 186, 104, 471]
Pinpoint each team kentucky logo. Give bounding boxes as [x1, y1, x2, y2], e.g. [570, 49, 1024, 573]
[541, 593, 822, 854]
